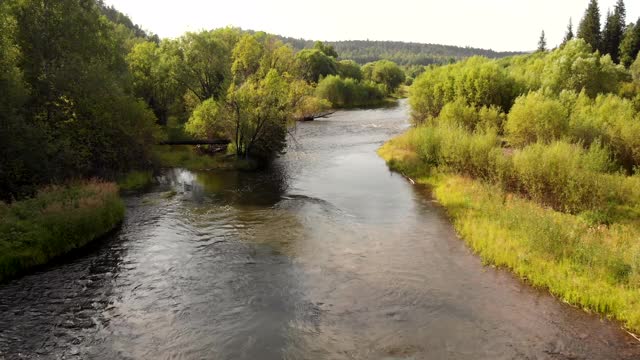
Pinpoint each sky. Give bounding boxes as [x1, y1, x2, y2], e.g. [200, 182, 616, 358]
[104, 0, 639, 52]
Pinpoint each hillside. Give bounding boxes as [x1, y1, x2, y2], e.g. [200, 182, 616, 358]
[273, 36, 524, 65]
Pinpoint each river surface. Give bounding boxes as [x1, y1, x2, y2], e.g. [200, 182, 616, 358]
[1, 100, 639, 359]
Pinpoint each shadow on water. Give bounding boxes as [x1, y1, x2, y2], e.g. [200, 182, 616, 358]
[1, 100, 639, 359]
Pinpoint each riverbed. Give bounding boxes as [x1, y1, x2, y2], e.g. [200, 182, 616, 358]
[1, 100, 639, 359]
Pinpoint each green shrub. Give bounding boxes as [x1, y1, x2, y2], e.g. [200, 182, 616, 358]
[315, 75, 386, 108]
[511, 142, 613, 213]
[506, 91, 570, 147]
[410, 56, 516, 122]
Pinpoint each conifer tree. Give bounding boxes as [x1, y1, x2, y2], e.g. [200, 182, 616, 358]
[562, 18, 575, 46]
[537, 30, 547, 52]
[602, 0, 626, 62]
[578, 0, 602, 52]
[619, 21, 640, 67]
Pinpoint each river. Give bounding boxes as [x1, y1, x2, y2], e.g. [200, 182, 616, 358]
[1, 100, 639, 359]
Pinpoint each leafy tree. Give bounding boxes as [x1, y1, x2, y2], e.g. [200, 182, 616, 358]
[337, 60, 363, 80]
[185, 98, 230, 140]
[2, 0, 158, 200]
[368, 60, 406, 94]
[313, 41, 338, 58]
[410, 56, 516, 122]
[315, 75, 385, 107]
[127, 41, 182, 125]
[537, 30, 547, 52]
[169, 29, 241, 102]
[506, 91, 570, 147]
[541, 39, 626, 97]
[295, 48, 337, 83]
[620, 21, 640, 67]
[562, 18, 575, 46]
[578, 0, 602, 52]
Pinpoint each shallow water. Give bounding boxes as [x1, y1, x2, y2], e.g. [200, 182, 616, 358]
[1, 100, 639, 359]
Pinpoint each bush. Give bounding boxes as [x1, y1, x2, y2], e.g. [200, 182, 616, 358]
[569, 92, 640, 171]
[315, 75, 386, 108]
[410, 56, 516, 122]
[511, 142, 614, 213]
[506, 91, 570, 147]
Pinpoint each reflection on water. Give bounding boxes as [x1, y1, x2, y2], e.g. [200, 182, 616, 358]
[1, 100, 639, 359]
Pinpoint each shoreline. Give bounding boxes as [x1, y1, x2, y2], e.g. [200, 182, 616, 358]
[378, 136, 640, 335]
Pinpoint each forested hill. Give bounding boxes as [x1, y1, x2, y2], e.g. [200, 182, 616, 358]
[271, 36, 524, 65]
[96, 0, 158, 42]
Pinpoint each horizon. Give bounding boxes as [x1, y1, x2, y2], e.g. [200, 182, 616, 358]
[104, 0, 639, 52]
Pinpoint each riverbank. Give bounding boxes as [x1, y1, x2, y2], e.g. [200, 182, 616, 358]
[378, 135, 640, 334]
[0, 181, 125, 283]
[153, 145, 257, 171]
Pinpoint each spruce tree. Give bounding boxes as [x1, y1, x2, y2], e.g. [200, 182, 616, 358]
[562, 18, 575, 46]
[620, 21, 640, 67]
[602, 0, 626, 62]
[537, 30, 547, 52]
[578, 0, 602, 52]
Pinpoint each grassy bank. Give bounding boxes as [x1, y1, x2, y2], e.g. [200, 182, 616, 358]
[153, 145, 257, 171]
[379, 133, 640, 333]
[0, 181, 125, 282]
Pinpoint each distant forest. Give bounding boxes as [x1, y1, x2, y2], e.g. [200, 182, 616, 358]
[96, 3, 522, 66]
[274, 37, 524, 65]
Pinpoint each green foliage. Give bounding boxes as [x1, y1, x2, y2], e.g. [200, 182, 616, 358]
[0, 181, 124, 282]
[1, 0, 159, 201]
[185, 98, 230, 140]
[602, 1, 626, 63]
[296, 48, 337, 83]
[410, 56, 516, 122]
[632, 53, 640, 82]
[511, 142, 614, 213]
[127, 41, 182, 125]
[619, 21, 640, 67]
[315, 75, 386, 108]
[541, 39, 626, 97]
[337, 60, 363, 80]
[505, 91, 570, 147]
[569, 92, 640, 171]
[364, 60, 406, 94]
[577, 0, 602, 52]
[537, 30, 547, 52]
[313, 41, 338, 58]
[562, 18, 575, 46]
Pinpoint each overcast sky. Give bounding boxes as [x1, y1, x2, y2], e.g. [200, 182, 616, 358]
[104, 0, 639, 52]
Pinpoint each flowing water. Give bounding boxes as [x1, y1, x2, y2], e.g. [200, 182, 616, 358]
[1, 100, 639, 359]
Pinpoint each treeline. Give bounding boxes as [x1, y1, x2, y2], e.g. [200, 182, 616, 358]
[0, 0, 411, 202]
[265, 35, 523, 66]
[0, 0, 159, 202]
[540, 0, 639, 67]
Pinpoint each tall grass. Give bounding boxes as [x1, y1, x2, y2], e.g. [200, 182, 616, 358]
[379, 127, 640, 332]
[0, 180, 124, 282]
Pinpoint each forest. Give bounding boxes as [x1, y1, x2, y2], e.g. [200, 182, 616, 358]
[380, 0, 640, 332]
[0, 0, 416, 203]
[0, 0, 414, 280]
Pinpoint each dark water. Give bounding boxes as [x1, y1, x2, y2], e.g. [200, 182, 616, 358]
[1, 100, 639, 359]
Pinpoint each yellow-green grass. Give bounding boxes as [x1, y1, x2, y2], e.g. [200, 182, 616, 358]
[0, 181, 125, 282]
[378, 133, 640, 333]
[153, 145, 257, 171]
